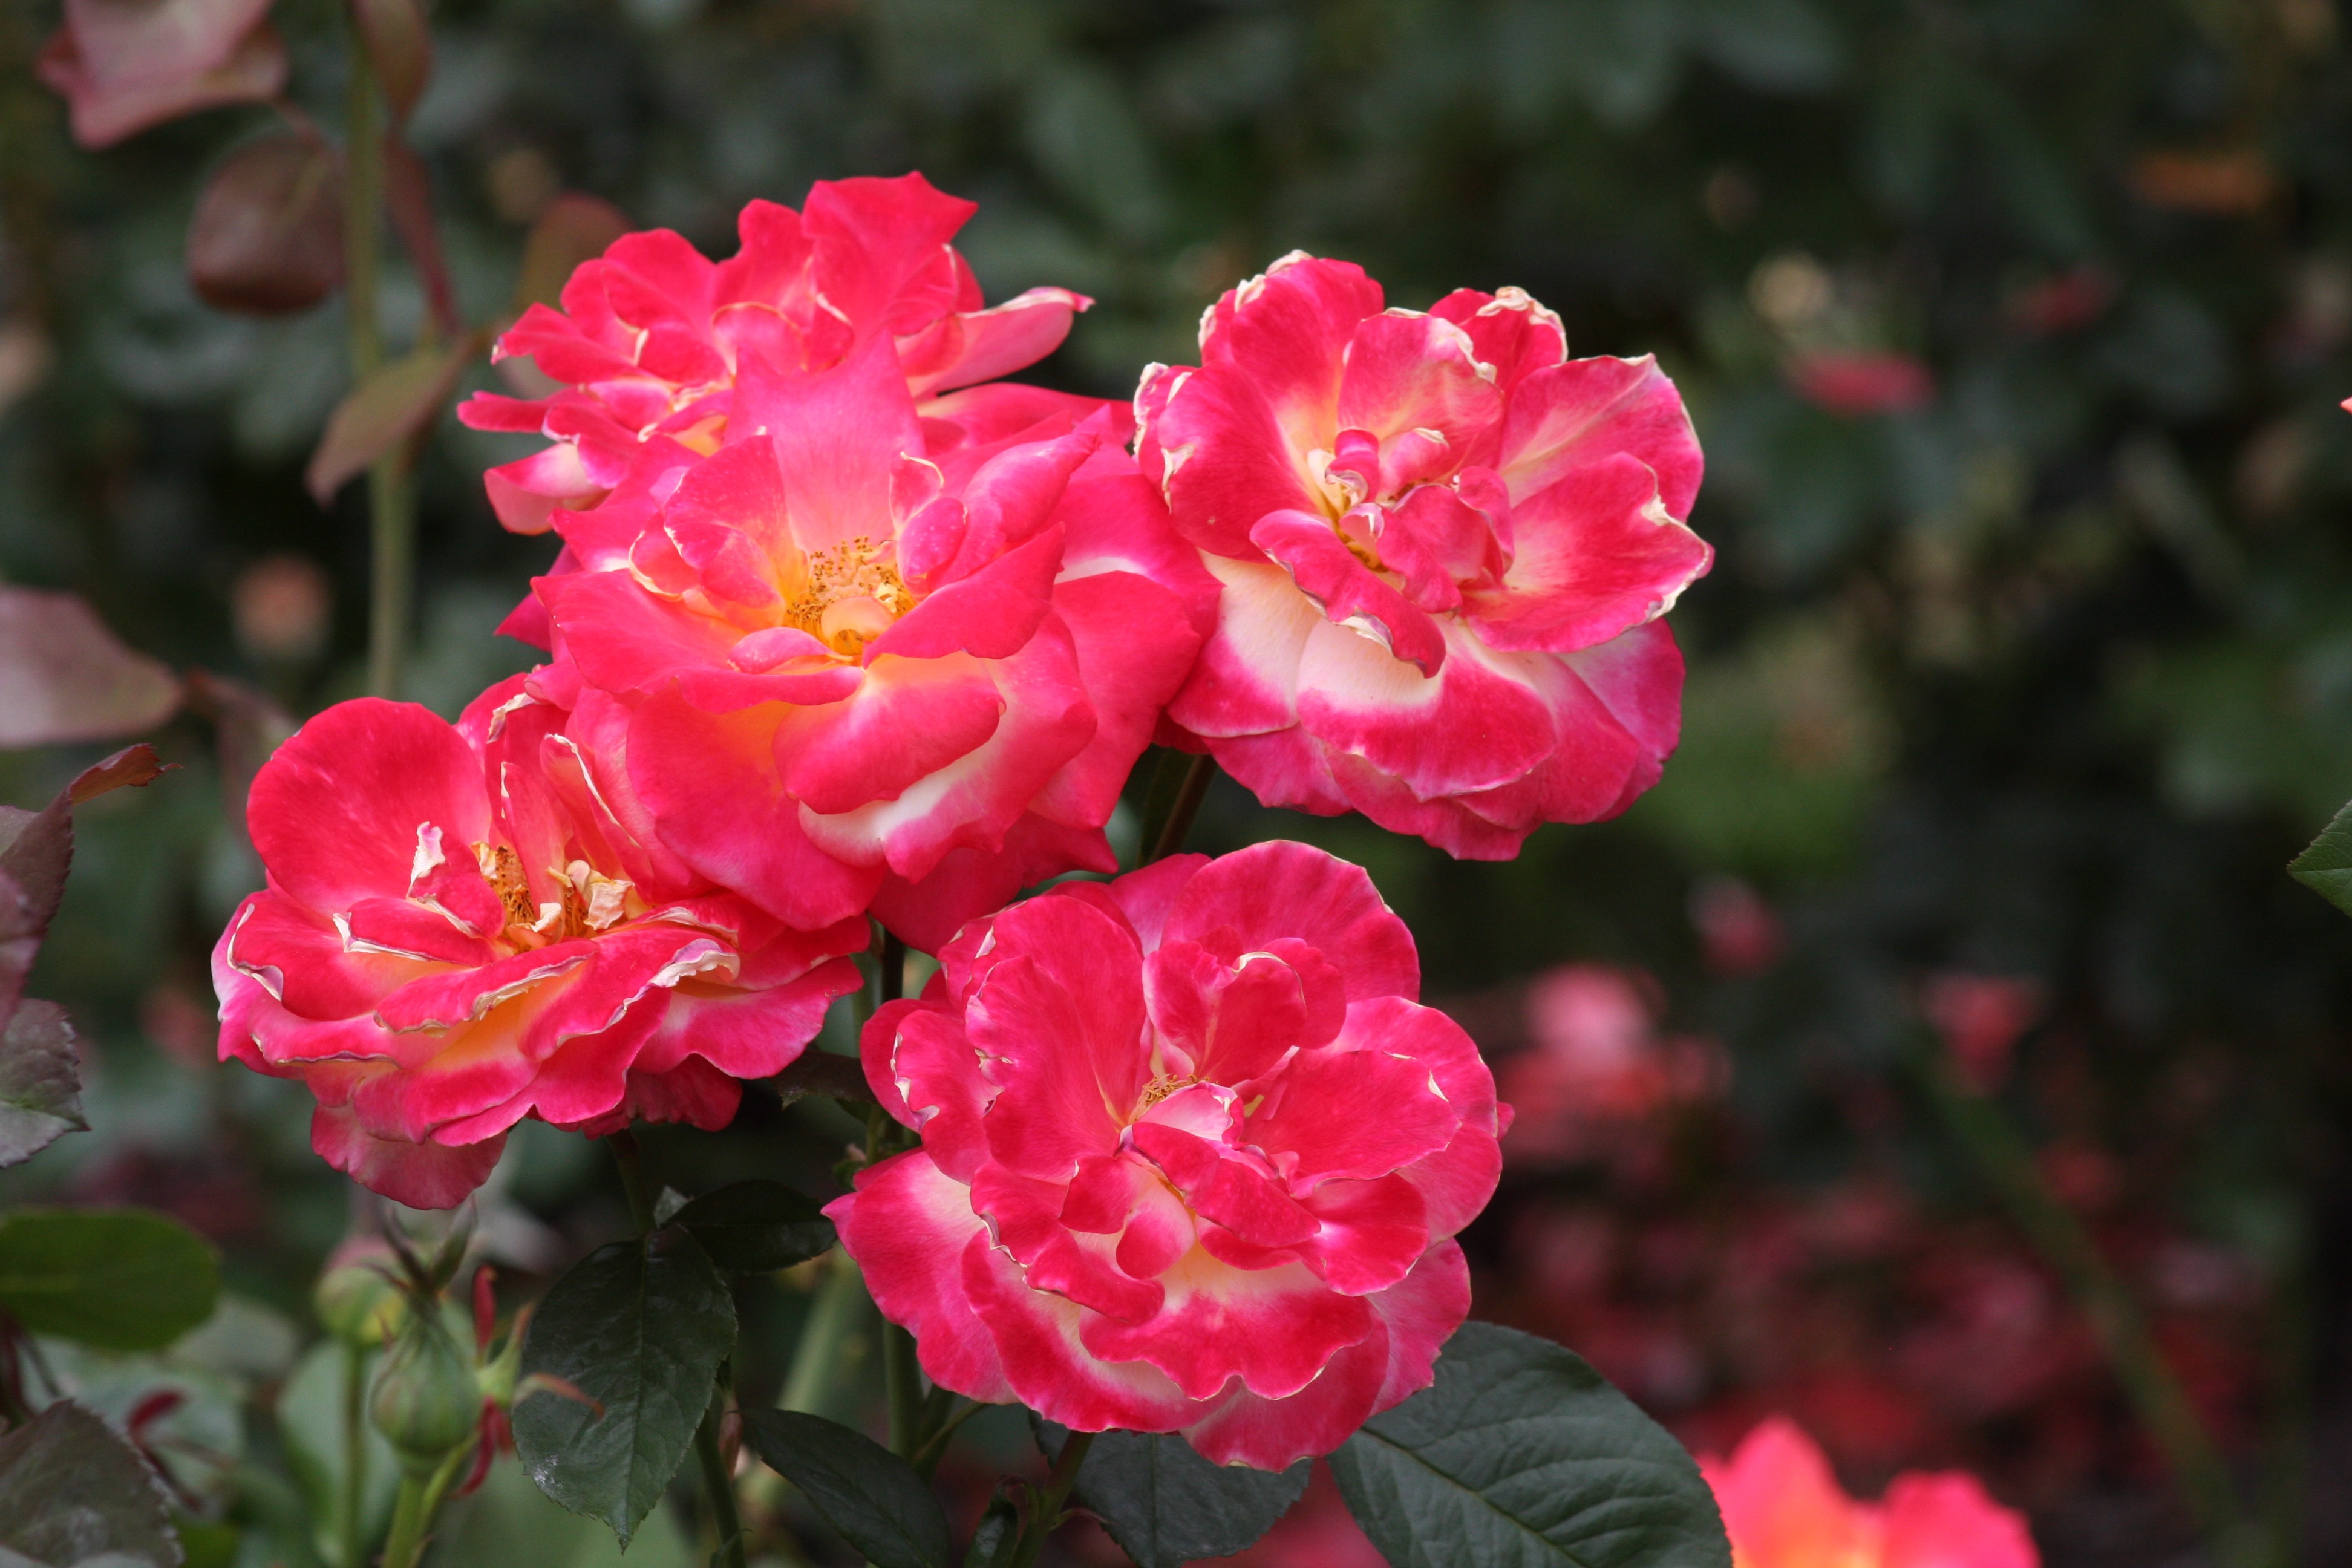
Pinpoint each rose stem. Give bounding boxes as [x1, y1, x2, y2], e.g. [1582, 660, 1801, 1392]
[342, 8, 414, 699]
[1148, 754, 1216, 863]
[1008, 1429, 1094, 1568]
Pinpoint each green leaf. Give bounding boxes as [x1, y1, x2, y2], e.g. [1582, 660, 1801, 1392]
[0, 1003, 85, 1168]
[739, 1409, 953, 1568]
[1328, 1323, 1729, 1568]
[0, 1209, 220, 1351]
[0, 1400, 181, 1567]
[512, 1227, 736, 1546]
[2289, 797, 2352, 917]
[669, 1181, 835, 1273]
[1035, 1420, 1305, 1568]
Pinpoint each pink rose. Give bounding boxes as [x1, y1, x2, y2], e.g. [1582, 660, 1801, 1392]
[828, 841, 1505, 1469]
[211, 681, 867, 1208]
[1700, 1416, 2039, 1568]
[526, 331, 1217, 952]
[1137, 253, 1713, 858]
[458, 175, 1106, 535]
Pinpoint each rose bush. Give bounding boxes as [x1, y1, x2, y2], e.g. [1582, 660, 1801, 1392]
[1137, 253, 1712, 857]
[212, 680, 867, 1207]
[523, 328, 1217, 951]
[829, 840, 1504, 1468]
[1701, 1417, 2037, 1568]
[459, 172, 1102, 535]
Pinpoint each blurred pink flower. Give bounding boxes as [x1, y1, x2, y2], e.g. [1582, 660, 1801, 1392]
[1689, 875, 1784, 976]
[1498, 964, 1726, 1163]
[1786, 352, 1934, 417]
[1701, 1416, 2038, 1568]
[1921, 973, 2043, 1093]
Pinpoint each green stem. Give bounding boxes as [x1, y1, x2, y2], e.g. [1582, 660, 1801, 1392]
[779, 1249, 866, 1416]
[377, 1443, 468, 1568]
[1921, 1054, 2253, 1564]
[694, 1383, 749, 1568]
[340, 1341, 369, 1568]
[1007, 1430, 1093, 1568]
[607, 1129, 656, 1235]
[342, 16, 413, 700]
[909, 1394, 979, 1481]
[879, 930, 907, 1007]
[884, 1319, 920, 1459]
[1148, 755, 1215, 863]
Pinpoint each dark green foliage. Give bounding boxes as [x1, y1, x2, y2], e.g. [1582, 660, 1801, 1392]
[1036, 1419, 1307, 1568]
[2290, 797, 2352, 918]
[668, 1180, 836, 1273]
[740, 1409, 955, 1568]
[1330, 1324, 1730, 1568]
[514, 1227, 736, 1544]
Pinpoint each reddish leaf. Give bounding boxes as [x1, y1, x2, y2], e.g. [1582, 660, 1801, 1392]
[35, 0, 286, 149]
[68, 743, 173, 805]
[513, 192, 630, 313]
[0, 588, 180, 750]
[351, 0, 430, 121]
[0, 743, 169, 1020]
[187, 131, 344, 315]
[387, 140, 462, 338]
[305, 341, 472, 503]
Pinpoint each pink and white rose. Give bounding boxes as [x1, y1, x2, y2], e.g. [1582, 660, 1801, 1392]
[828, 841, 1506, 1469]
[459, 175, 1104, 535]
[211, 681, 867, 1207]
[525, 331, 1217, 952]
[1137, 253, 1712, 857]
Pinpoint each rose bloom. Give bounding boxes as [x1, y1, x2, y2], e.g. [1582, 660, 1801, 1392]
[828, 841, 1505, 1469]
[458, 174, 1101, 535]
[1136, 253, 1711, 857]
[526, 331, 1216, 952]
[212, 681, 867, 1207]
[1702, 1417, 2038, 1568]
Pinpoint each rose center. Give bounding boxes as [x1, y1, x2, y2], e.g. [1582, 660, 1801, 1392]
[781, 534, 916, 656]
[470, 843, 638, 947]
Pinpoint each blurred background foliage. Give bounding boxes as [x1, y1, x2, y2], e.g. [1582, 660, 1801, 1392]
[4, 0, 2352, 1561]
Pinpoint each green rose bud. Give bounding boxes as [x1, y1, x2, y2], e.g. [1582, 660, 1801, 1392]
[369, 1314, 480, 1474]
[315, 1256, 408, 1347]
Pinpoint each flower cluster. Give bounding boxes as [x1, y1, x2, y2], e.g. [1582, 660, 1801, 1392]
[218, 175, 1708, 1467]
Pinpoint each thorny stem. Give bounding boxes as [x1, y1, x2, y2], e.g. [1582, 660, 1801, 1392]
[1007, 1429, 1094, 1568]
[1921, 1053, 2259, 1567]
[1149, 754, 1215, 863]
[344, 13, 414, 700]
[694, 1381, 750, 1568]
[340, 1341, 369, 1568]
